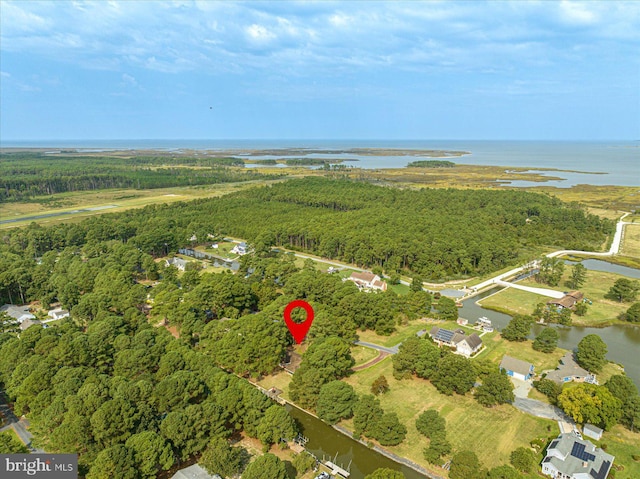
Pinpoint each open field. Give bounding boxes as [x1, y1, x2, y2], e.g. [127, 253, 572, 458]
[480, 268, 637, 327]
[0, 180, 286, 230]
[621, 224, 640, 258]
[343, 358, 556, 472]
[356, 321, 431, 347]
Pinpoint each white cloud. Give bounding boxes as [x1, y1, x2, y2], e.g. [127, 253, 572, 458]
[559, 1, 598, 25]
[0, 71, 10, 77]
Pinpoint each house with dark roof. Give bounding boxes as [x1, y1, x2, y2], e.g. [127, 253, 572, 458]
[541, 433, 613, 479]
[545, 351, 597, 385]
[429, 327, 483, 358]
[347, 271, 387, 292]
[548, 291, 584, 311]
[500, 355, 534, 381]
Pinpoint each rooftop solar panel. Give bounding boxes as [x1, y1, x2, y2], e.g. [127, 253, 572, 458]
[590, 460, 611, 479]
[549, 440, 559, 449]
[436, 329, 455, 342]
[571, 442, 596, 462]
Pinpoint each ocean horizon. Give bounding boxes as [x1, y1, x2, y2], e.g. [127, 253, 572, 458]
[2, 139, 638, 187]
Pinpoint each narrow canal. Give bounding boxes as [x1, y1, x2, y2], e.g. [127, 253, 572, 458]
[286, 405, 431, 479]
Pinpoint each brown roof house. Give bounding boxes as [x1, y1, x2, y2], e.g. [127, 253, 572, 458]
[548, 291, 584, 311]
[347, 272, 387, 292]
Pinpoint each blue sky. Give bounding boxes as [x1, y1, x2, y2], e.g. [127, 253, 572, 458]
[1, 1, 639, 140]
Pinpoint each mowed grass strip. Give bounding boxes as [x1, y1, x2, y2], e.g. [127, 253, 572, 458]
[351, 345, 380, 366]
[598, 425, 640, 479]
[343, 359, 556, 471]
[476, 333, 567, 373]
[356, 322, 430, 348]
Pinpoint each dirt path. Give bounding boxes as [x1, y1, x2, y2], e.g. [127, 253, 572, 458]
[352, 351, 390, 371]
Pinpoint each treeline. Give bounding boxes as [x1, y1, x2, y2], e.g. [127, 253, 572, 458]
[0, 314, 298, 477]
[0, 153, 280, 201]
[406, 160, 456, 168]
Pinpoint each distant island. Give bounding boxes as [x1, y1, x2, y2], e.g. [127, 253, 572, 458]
[407, 159, 456, 168]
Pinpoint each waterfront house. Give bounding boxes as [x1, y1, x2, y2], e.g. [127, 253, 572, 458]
[347, 271, 387, 292]
[231, 242, 248, 255]
[545, 351, 596, 385]
[0, 304, 36, 323]
[541, 433, 613, 479]
[429, 327, 483, 357]
[548, 291, 584, 311]
[500, 355, 534, 381]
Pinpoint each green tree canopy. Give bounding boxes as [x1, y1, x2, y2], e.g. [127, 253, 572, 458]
[532, 327, 559, 353]
[241, 453, 287, 479]
[365, 468, 406, 479]
[317, 380, 357, 424]
[200, 437, 248, 478]
[501, 315, 533, 342]
[431, 354, 476, 395]
[558, 383, 622, 430]
[509, 447, 537, 473]
[576, 334, 608, 373]
[605, 278, 639, 302]
[449, 450, 485, 479]
[475, 370, 515, 407]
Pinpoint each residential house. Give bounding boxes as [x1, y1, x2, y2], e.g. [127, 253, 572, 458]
[583, 424, 604, 441]
[541, 433, 613, 479]
[165, 257, 188, 271]
[19, 318, 45, 331]
[171, 464, 221, 479]
[429, 327, 483, 358]
[230, 242, 248, 255]
[545, 352, 597, 385]
[455, 333, 483, 357]
[0, 304, 36, 323]
[47, 308, 70, 320]
[500, 355, 535, 381]
[347, 272, 388, 292]
[548, 291, 584, 311]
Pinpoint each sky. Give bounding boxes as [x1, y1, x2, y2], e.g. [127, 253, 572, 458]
[1, 0, 639, 141]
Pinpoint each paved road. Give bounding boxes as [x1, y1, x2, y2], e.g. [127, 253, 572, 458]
[0, 390, 41, 451]
[354, 341, 400, 355]
[513, 397, 573, 422]
[494, 279, 565, 298]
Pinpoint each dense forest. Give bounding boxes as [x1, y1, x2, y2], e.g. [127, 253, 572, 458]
[0, 177, 612, 281]
[406, 160, 456, 168]
[0, 152, 281, 201]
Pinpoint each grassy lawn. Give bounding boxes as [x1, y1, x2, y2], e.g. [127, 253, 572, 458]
[476, 333, 567, 373]
[480, 268, 637, 327]
[621, 224, 640, 258]
[343, 359, 557, 472]
[597, 425, 640, 479]
[351, 345, 380, 366]
[356, 321, 429, 347]
[256, 370, 294, 401]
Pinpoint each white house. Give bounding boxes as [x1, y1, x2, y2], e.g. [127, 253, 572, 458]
[165, 257, 188, 271]
[541, 433, 613, 479]
[429, 327, 483, 357]
[47, 308, 70, 320]
[230, 242, 248, 255]
[500, 355, 534, 381]
[0, 304, 36, 323]
[347, 272, 387, 292]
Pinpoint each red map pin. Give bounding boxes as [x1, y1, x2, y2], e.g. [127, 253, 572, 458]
[283, 300, 315, 344]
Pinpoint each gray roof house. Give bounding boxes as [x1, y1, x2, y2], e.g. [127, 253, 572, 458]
[429, 327, 483, 357]
[171, 464, 221, 479]
[546, 351, 596, 384]
[19, 318, 45, 331]
[500, 355, 535, 381]
[0, 304, 36, 323]
[165, 257, 189, 271]
[541, 433, 613, 479]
